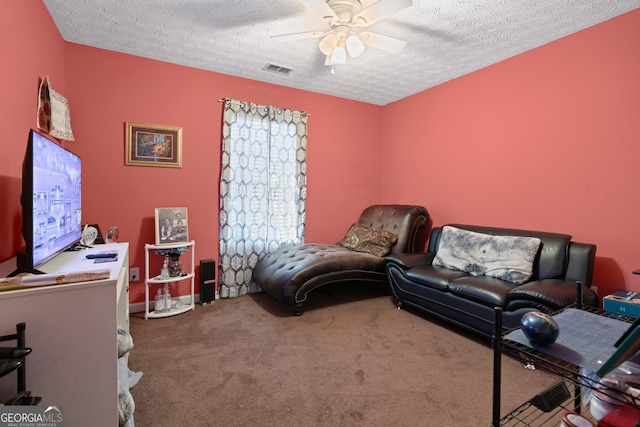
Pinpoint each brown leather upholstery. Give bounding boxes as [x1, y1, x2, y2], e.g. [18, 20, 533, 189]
[252, 205, 429, 315]
[357, 205, 427, 254]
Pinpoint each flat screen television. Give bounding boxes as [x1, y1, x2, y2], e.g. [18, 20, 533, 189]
[13, 129, 82, 275]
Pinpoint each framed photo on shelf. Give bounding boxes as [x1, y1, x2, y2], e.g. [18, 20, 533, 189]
[155, 207, 189, 245]
[125, 122, 182, 168]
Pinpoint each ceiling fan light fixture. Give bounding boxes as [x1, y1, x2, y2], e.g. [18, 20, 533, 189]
[318, 33, 338, 56]
[345, 33, 365, 58]
[273, 0, 412, 69]
[330, 45, 347, 64]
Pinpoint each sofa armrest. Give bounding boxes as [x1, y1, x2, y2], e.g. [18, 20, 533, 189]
[565, 242, 596, 287]
[506, 279, 598, 310]
[386, 252, 434, 269]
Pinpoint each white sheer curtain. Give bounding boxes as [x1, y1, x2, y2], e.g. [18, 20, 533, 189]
[219, 98, 308, 298]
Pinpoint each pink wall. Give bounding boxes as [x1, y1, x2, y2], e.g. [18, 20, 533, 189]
[381, 10, 640, 297]
[2, 1, 639, 303]
[1, 1, 383, 303]
[63, 46, 383, 302]
[0, 0, 66, 262]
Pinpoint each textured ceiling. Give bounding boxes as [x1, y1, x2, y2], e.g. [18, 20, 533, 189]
[43, 0, 639, 106]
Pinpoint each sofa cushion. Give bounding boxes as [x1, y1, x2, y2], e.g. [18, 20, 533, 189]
[448, 275, 518, 307]
[338, 223, 398, 257]
[433, 226, 541, 285]
[405, 265, 469, 291]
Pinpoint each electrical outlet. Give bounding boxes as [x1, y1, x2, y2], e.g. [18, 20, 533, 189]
[130, 267, 140, 282]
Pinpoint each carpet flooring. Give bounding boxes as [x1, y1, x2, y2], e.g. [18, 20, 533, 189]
[128, 283, 556, 426]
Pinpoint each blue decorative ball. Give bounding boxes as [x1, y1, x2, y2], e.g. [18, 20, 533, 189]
[520, 312, 559, 346]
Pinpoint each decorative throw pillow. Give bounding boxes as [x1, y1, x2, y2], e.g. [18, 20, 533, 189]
[118, 380, 135, 427]
[338, 223, 398, 257]
[433, 226, 541, 285]
[432, 226, 484, 275]
[117, 328, 134, 358]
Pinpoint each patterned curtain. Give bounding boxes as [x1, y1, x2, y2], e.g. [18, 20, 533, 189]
[219, 98, 308, 298]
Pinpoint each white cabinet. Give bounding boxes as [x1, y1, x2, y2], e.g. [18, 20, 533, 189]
[0, 242, 129, 427]
[144, 240, 195, 319]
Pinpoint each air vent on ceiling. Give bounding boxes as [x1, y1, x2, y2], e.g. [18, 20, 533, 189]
[262, 63, 294, 76]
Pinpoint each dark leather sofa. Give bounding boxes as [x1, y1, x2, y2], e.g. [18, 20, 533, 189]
[385, 224, 598, 337]
[252, 205, 429, 315]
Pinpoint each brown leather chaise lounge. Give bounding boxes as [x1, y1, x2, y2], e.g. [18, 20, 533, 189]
[252, 205, 429, 315]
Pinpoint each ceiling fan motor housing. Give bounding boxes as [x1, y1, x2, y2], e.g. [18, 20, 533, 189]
[326, 0, 363, 26]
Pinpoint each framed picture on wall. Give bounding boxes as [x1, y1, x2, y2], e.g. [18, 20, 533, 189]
[155, 207, 189, 245]
[125, 122, 182, 168]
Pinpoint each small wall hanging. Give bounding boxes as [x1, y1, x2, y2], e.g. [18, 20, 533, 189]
[37, 76, 75, 141]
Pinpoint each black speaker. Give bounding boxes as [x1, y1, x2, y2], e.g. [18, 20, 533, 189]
[200, 259, 216, 305]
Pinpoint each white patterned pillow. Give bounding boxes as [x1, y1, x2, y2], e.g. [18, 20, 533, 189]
[433, 226, 541, 285]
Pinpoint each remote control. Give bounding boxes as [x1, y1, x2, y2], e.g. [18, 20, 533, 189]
[86, 253, 118, 259]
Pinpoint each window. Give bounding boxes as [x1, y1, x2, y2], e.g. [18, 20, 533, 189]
[219, 98, 308, 298]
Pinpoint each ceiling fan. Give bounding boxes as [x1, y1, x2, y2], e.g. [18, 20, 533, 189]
[272, 0, 413, 68]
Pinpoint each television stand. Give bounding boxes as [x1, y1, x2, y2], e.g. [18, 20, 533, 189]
[8, 251, 46, 277]
[7, 267, 43, 277]
[66, 242, 92, 251]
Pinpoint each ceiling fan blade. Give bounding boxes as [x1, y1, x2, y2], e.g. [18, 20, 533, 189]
[305, 0, 338, 20]
[359, 31, 407, 53]
[271, 29, 328, 41]
[354, 0, 413, 27]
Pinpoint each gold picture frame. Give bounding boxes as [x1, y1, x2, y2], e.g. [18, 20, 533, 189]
[125, 122, 182, 168]
[155, 207, 189, 245]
